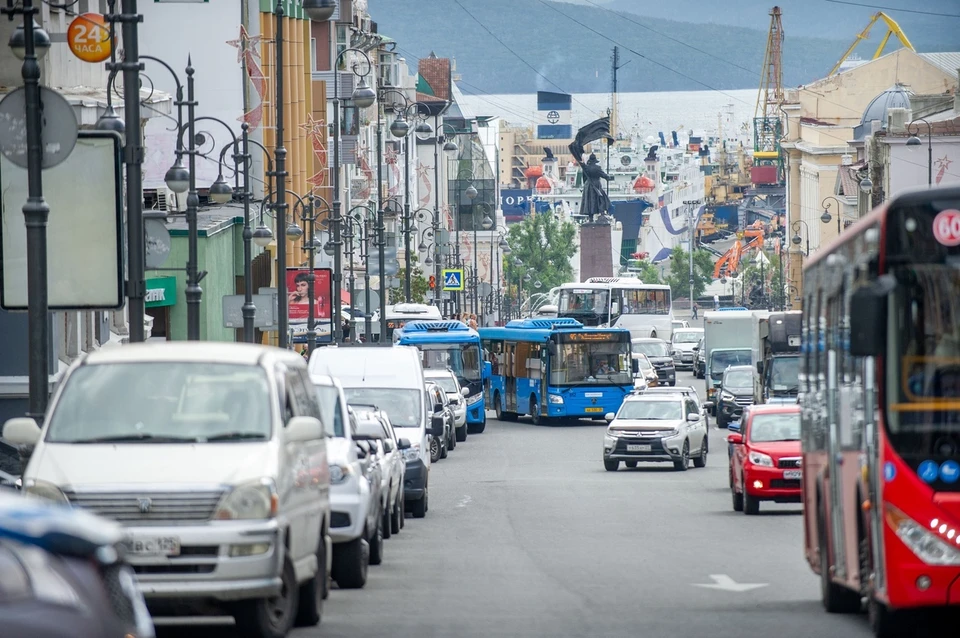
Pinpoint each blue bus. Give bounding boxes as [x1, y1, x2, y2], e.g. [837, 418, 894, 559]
[394, 320, 489, 433]
[479, 318, 636, 425]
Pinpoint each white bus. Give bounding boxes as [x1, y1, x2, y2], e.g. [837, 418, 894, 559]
[556, 277, 674, 340]
[368, 302, 442, 342]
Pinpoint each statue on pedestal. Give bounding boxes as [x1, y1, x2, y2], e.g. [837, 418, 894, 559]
[569, 117, 614, 223]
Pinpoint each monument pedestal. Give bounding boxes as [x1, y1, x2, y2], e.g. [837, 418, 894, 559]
[579, 220, 614, 280]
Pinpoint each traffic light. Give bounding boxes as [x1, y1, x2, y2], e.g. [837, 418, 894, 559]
[429, 275, 436, 289]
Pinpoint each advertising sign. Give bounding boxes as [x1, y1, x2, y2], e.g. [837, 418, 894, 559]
[67, 13, 111, 64]
[501, 189, 532, 222]
[286, 268, 333, 343]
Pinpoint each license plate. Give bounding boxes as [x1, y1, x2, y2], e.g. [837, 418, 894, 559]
[627, 444, 651, 452]
[783, 470, 802, 480]
[584, 407, 604, 413]
[128, 536, 181, 557]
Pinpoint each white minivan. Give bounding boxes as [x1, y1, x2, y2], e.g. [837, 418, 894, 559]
[309, 345, 440, 518]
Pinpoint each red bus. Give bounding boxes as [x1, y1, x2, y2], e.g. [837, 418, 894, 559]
[800, 185, 960, 636]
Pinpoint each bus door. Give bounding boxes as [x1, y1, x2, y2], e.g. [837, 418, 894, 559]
[823, 307, 849, 580]
[505, 341, 518, 412]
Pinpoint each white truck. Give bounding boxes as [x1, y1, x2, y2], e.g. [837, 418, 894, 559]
[751, 311, 802, 405]
[703, 310, 763, 412]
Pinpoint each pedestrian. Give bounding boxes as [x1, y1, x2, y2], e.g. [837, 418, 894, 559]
[691, 302, 698, 319]
[468, 314, 478, 330]
[713, 294, 720, 311]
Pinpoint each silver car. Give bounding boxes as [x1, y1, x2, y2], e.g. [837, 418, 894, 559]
[603, 394, 708, 472]
[351, 407, 408, 544]
[424, 369, 468, 442]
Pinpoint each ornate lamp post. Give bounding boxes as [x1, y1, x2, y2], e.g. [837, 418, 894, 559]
[905, 118, 933, 185]
[820, 195, 842, 236]
[288, 193, 333, 355]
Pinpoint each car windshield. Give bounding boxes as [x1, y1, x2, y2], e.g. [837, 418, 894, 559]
[617, 400, 682, 421]
[429, 376, 459, 394]
[419, 343, 481, 385]
[750, 413, 800, 442]
[633, 341, 669, 357]
[724, 369, 753, 389]
[343, 387, 421, 428]
[710, 350, 752, 379]
[550, 340, 632, 386]
[673, 331, 702, 344]
[45, 363, 272, 443]
[315, 385, 346, 437]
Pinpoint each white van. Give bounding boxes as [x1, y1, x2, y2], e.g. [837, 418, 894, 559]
[309, 345, 437, 517]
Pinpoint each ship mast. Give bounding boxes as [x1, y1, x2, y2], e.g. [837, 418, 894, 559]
[610, 46, 630, 141]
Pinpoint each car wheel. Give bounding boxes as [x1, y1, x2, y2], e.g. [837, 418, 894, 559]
[673, 441, 689, 471]
[716, 410, 727, 429]
[625, 461, 638, 469]
[381, 507, 392, 540]
[732, 483, 743, 511]
[294, 533, 326, 627]
[440, 436, 448, 459]
[368, 518, 384, 566]
[399, 495, 406, 528]
[693, 438, 707, 468]
[234, 557, 299, 638]
[456, 423, 468, 442]
[744, 490, 760, 515]
[390, 497, 402, 535]
[429, 436, 441, 463]
[604, 458, 619, 472]
[331, 537, 369, 589]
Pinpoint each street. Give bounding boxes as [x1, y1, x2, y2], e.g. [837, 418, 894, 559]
[155, 367, 875, 638]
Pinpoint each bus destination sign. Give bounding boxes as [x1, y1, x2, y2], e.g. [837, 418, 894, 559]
[564, 332, 618, 342]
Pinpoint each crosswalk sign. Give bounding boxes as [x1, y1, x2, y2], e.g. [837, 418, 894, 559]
[441, 268, 464, 291]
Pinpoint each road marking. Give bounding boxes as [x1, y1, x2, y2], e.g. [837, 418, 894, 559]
[457, 495, 472, 508]
[692, 574, 768, 592]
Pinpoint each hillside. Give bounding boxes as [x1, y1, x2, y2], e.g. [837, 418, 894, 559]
[371, 0, 852, 94]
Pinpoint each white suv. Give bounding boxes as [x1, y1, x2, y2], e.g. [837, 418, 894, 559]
[603, 393, 708, 472]
[4, 343, 331, 638]
[424, 369, 467, 442]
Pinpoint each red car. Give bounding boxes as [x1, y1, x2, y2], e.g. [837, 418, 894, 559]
[728, 404, 802, 515]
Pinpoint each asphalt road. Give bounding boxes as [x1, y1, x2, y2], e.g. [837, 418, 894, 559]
[158, 368, 876, 638]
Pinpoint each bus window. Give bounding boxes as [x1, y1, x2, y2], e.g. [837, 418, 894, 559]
[620, 289, 670, 315]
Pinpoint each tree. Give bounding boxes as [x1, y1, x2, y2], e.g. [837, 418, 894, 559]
[506, 212, 577, 291]
[625, 258, 663, 285]
[664, 246, 714, 301]
[397, 258, 430, 304]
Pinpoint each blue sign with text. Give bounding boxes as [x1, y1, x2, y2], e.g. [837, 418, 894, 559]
[501, 189, 532, 220]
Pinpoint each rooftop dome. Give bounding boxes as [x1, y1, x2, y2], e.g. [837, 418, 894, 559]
[860, 83, 912, 127]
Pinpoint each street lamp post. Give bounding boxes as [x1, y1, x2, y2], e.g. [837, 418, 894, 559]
[375, 99, 387, 340]
[273, 0, 290, 348]
[684, 199, 701, 314]
[415, 208, 442, 307]
[342, 213, 368, 340]
[1, 0, 52, 419]
[490, 227, 510, 326]
[290, 193, 332, 355]
[906, 118, 933, 185]
[820, 195, 842, 236]
[346, 204, 376, 341]
[434, 118, 459, 316]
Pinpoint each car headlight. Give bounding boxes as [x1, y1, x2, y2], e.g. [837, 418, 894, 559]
[888, 507, 960, 566]
[663, 428, 681, 437]
[403, 444, 421, 462]
[548, 394, 564, 404]
[329, 463, 353, 484]
[748, 451, 774, 467]
[23, 479, 69, 504]
[720, 391, 735, 402]
[214, 479, 278, 520]
[606, 428, 622, 438]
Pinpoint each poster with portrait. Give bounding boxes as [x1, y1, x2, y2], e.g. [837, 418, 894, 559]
[286, 268, 333, 343]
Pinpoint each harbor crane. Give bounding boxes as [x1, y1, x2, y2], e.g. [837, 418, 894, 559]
[827, 12, 914, 76]
[752, 6, 784, 186]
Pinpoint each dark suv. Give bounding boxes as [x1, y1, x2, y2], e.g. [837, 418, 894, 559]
[631, 338, 676, 386]
[717, 365, 755, 428]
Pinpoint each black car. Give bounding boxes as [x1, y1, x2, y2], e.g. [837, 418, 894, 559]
[632, 338, 676, 386]
[692, 337, 706, 379]
[717, 365, 756, 428]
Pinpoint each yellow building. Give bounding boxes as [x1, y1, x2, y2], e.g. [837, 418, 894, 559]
[780, 49, 957, 305]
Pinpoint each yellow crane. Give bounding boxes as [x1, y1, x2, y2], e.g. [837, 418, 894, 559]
[828, 11, 915, 76]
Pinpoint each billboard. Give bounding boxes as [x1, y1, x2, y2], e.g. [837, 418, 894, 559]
[286, 267, 333, 343]
[501, 189, 532, 222]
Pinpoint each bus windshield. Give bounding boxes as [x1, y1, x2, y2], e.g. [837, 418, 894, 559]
[419, 343, 481, 385]
[559, 289, 609, 316]
[549, 337, 631, 386]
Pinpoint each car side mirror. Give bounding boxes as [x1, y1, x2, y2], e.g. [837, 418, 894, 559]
[686, 413, 700, 422]
[355, 443, 368, 458]
[383, 439, 394, 453]
[483, 361, 492, 379]
[286, 416, 323, 443]
[604, 412, 615, 423]
[632, 359, 639, 374]
[547, 341, 558, 356]
[3, 417, 41, 446]
[702, 401, 714, 411]
[727, 433, 743, 444]
[397, 437, 411, 450]
[756, 361, 764, 375]
[430, 415, 444, 437]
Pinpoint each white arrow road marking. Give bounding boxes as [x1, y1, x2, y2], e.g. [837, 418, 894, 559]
[693, 574, 768, 592]
[457, 495, 472, 508]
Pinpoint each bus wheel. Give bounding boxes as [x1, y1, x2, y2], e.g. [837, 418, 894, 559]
[868, 597, 905, 638]
[530, 398, 547, 426]
[819, 517, 860, 613]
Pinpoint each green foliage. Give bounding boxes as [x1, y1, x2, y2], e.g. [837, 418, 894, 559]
[504, 213, 577, 291]
[398, 260, 430, 304]
[664, 246, 714, 301]
[625, 259, 663, 285]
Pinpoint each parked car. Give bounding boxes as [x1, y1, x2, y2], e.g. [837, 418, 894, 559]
[716, 364, 756, 428]
[346, 409, 385, 568]
[631, 338, 676, 386]
[728, 405, 802, 514]
[670, 327, 704, 371]
[671, 319, 690, 332]
[692, 336, 706, 379]
[310, 345, 438, 518]
[3, 343, 332, 638]
[424, 369, 468, 442]
[350, 406, 408, 544]
[632, 352, 659, 389]
[425, 382, 456, 462]
[603, 393, 708, 471]
[0, 488, 156, 638]
[312, 375, 375, 590]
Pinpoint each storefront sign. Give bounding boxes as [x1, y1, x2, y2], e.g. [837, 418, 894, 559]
[145, 276, 176, 308]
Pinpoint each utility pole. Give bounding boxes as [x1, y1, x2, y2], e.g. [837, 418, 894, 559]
[684, 199, 701, 315]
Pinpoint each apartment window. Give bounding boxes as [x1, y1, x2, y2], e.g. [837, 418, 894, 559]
[336, 25, 348, 70]
[379, 51, 396, 87]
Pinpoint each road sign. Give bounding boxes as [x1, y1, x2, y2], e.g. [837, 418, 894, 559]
[442, 268, 464, 291]
[67, 13, 111, 63]
[0, 87, 78, 170]
[222, 294, 276, 329]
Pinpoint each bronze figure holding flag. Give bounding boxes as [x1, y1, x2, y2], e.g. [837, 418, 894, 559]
[569, 116, 615, 222]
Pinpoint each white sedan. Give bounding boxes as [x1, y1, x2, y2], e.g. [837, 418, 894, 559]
[424, 370, 467, 441]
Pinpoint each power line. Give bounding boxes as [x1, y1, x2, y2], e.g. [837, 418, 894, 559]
[451, 0, 594, 113]
[823, 0, 960, 17]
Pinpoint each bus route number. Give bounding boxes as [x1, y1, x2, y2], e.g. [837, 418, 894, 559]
[566, 332, 615, 342]
[933, 209, 960, 247]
